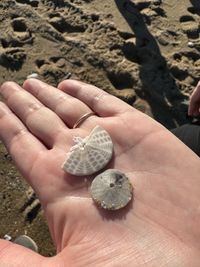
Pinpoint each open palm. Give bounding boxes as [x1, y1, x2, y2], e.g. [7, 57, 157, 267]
[0, 79, 200, 267]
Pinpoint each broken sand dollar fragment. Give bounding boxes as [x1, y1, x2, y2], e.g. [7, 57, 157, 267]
[90, 169, 133, 210]
[62, 126, 113, 176]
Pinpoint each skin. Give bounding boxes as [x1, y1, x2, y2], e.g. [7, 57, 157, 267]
[188, 81, 200, 117]
[0, 79, 200, 267]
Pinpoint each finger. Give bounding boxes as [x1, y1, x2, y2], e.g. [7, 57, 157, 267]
[58, 80, 133, 117]
[0, 82, 67, 148]
[188, 102, 200, 116]
[188, 94, 200, 116]
[0, 102, 46, 176]
[188, 102, 192, 116]
[188, 82, 200, 116]
[23, 79, 96, 128]
[0, 240, 45, 267]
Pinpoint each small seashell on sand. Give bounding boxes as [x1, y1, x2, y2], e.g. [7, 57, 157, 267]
[62, 126, 113, 176]
[4, 234, 12, 241]
[90, 169, 133, 210]
[63, 72, 72, 80]
[27, 73, 39, 79]
[187, 41, 194, 48]
[13, 235, 38, 252]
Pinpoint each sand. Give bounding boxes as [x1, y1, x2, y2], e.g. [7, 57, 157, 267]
[0, 0, 199, 256]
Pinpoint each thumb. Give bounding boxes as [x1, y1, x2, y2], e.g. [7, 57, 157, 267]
[0, 239, 56, 267]
[188, 88, 200, 116]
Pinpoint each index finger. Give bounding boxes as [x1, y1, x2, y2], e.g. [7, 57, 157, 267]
[0, 101, 46, 180]
[58, 80, 133, 117]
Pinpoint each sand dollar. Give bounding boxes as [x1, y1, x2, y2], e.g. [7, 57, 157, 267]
[90, 169, 133, 210]
[62, 126, 113, 176]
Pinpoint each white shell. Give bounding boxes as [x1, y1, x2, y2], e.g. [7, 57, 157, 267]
[188, 41, 194, 48]
[90, 169, 133, 210]
[27, 73, 39, 79]
[62, 126, 113, 176]
[4, 234, 12, 241]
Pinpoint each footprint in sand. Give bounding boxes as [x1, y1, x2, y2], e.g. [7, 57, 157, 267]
[1, 17, 33, 48]
[106, 70, 136, 104]
[173, 51, 200, 65]
[11, 17, 33, 45]
[0, 47, 26, 70]
[35, 56, 72, 84]
[188, 6, 200, 16]
[41, 0, 65, 8]
[188, 0, 200, 16]
[171, 51, 200, 88]
[179, 15, 199, 39]
[48, 13, 86, 34]
[15, 0, 39, 7]
[0, 16, 33, 70]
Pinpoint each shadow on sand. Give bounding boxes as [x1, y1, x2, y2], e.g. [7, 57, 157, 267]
[115, 0, 190, 129]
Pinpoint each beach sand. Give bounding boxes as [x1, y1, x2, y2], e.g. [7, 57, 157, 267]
[0, 0, 199, 256]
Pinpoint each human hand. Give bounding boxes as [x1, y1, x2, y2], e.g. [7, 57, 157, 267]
[0, 79, 200, 267]
[188, 81, 200, 117]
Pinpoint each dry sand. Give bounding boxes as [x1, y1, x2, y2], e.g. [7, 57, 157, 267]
[0, 0, 199, 256]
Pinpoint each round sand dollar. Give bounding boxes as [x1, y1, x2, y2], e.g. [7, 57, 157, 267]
[62, 126, 113, 176]
[90, 169, 133, 210]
